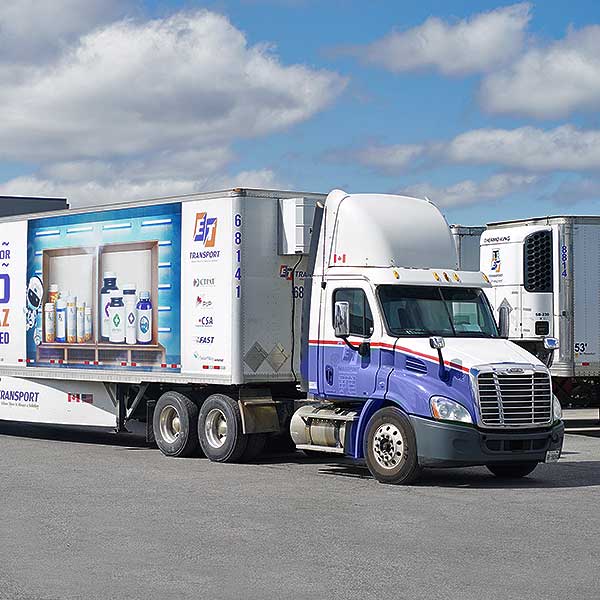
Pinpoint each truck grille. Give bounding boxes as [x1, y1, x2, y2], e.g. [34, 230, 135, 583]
[477, 371, 552, 427]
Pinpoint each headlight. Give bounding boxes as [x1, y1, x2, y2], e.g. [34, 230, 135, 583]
[430, 396, 472, 424]
[553, 396, 562, 421]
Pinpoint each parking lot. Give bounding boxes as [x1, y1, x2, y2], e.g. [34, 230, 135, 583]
[0, 421, 599, 600]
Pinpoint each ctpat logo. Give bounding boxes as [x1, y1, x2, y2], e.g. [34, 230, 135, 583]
[193, 212, 218, 247]
[490, 249, 501, 273]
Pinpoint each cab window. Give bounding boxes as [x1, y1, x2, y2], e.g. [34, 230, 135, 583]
[333, 289, 374, 337]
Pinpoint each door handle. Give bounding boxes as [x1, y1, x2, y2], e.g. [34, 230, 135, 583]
[325, 365, 334, 386]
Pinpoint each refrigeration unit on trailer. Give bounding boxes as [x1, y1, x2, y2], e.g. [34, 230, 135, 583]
[0, 188, 563, 484]
[480, 216, 600, 406]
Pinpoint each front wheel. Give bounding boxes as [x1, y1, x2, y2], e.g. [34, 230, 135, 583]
[364, 407, 422, 485]
[486, 462, 538, 479]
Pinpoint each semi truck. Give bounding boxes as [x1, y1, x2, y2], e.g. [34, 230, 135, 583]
[0, 188, 563, 484]
[480, 216, 600, 407]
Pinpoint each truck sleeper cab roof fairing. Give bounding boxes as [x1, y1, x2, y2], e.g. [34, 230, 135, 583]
[314, 190, 459, 274]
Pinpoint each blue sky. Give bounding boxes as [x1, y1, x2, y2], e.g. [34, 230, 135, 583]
[1, 1, 600, 226]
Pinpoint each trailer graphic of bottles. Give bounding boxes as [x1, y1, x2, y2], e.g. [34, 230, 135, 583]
[0, 189, 563, 484]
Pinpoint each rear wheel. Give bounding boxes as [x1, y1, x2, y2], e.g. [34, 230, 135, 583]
[153, 391, 199, 457]
[486, 462, 538, 479]
[198, 394, 248, 462]
[364, 407, 421, 485]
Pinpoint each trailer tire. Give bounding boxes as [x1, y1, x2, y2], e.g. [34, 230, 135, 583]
[198, 394, 248, 462]
[486, 462, 538, 479]
[153, 391, 199, 458]
[364, 407, 421, 485]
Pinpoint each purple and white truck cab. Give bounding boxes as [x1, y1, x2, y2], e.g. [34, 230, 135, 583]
[291, 190, 564, 484]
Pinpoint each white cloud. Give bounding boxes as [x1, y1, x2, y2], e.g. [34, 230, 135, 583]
[41, 148, 234, 184]
[354, 144, 425, 173]
[401, 173, 540, 207]
[0, 9, 345, 207]
[0, 11, 346, 163]
[480, 25, 600, 118]
[443, 125, 600, 171]
[0, 0, 131, 65]
[347, 3, 531, 75]
[0, 169, 284, 208]
[353, 125, 600, 174]
[546, 177, 600, 205]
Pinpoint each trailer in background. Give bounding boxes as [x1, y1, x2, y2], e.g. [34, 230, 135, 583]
[450, 225, 485, 271]
[0, 196, 68, 217]
[480, 216, 600, 407]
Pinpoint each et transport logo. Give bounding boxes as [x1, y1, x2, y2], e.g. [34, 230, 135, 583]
[190, 213, 220, 260]
[193, 212, 217, 247]
[279, 265, 310, 280]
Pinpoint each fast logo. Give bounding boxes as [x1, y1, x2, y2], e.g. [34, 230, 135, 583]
[194, 212, 218, 247]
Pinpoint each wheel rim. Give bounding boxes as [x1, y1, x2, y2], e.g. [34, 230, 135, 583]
[205, 408, 228, 449]
[159, 405, 182, 444]
[372, 422, 404, 470]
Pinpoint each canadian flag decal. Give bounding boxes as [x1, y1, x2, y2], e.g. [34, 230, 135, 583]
[333, 253, 346, 264]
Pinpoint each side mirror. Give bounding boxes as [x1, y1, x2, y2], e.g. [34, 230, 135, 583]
[429, 336, 448, 381]
[543, 337, 558, 368]
[333, 301, 350, 338]
[498, 305, 510, 338]
[429, 336, 445, 350]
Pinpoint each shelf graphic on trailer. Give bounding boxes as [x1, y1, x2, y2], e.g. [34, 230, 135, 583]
[181, 199, 233, 374]
[26, 204, 181, 371]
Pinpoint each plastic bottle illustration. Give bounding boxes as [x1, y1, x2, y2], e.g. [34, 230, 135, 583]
[48, 284, 59, 304]
[136, 291, 152, 344]
[109, 296, 125, 343]
[123, 284, 137, 345]
[84, 306, 92, 341]
[66, 296, 77, 343]
[76, 303, 85, 343]
[44, 303, 55, 343]
[100, 272, 118, 341]
[55, 299, 67, 343]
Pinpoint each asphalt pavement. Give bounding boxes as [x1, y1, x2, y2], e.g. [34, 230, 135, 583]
[0, 421, 599, 600]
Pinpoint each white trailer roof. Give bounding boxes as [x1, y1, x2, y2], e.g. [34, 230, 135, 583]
[488, 215, 600, 228]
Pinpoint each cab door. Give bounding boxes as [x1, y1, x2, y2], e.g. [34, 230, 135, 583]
[318, 282, 381, 400]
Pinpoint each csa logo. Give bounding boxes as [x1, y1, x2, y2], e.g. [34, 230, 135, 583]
[193, 212, 218, 247]
[490, 249, 501, 273]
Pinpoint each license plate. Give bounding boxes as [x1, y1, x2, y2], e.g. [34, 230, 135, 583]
[545, 449, 560, 463]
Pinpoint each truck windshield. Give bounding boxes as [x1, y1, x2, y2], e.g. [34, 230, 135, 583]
[378, 285, 499, 338]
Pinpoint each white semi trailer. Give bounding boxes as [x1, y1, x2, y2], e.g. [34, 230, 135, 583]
[0, 189, 563, 484]
[450, 225, 485, 271]
[480, 216, 600, 407]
